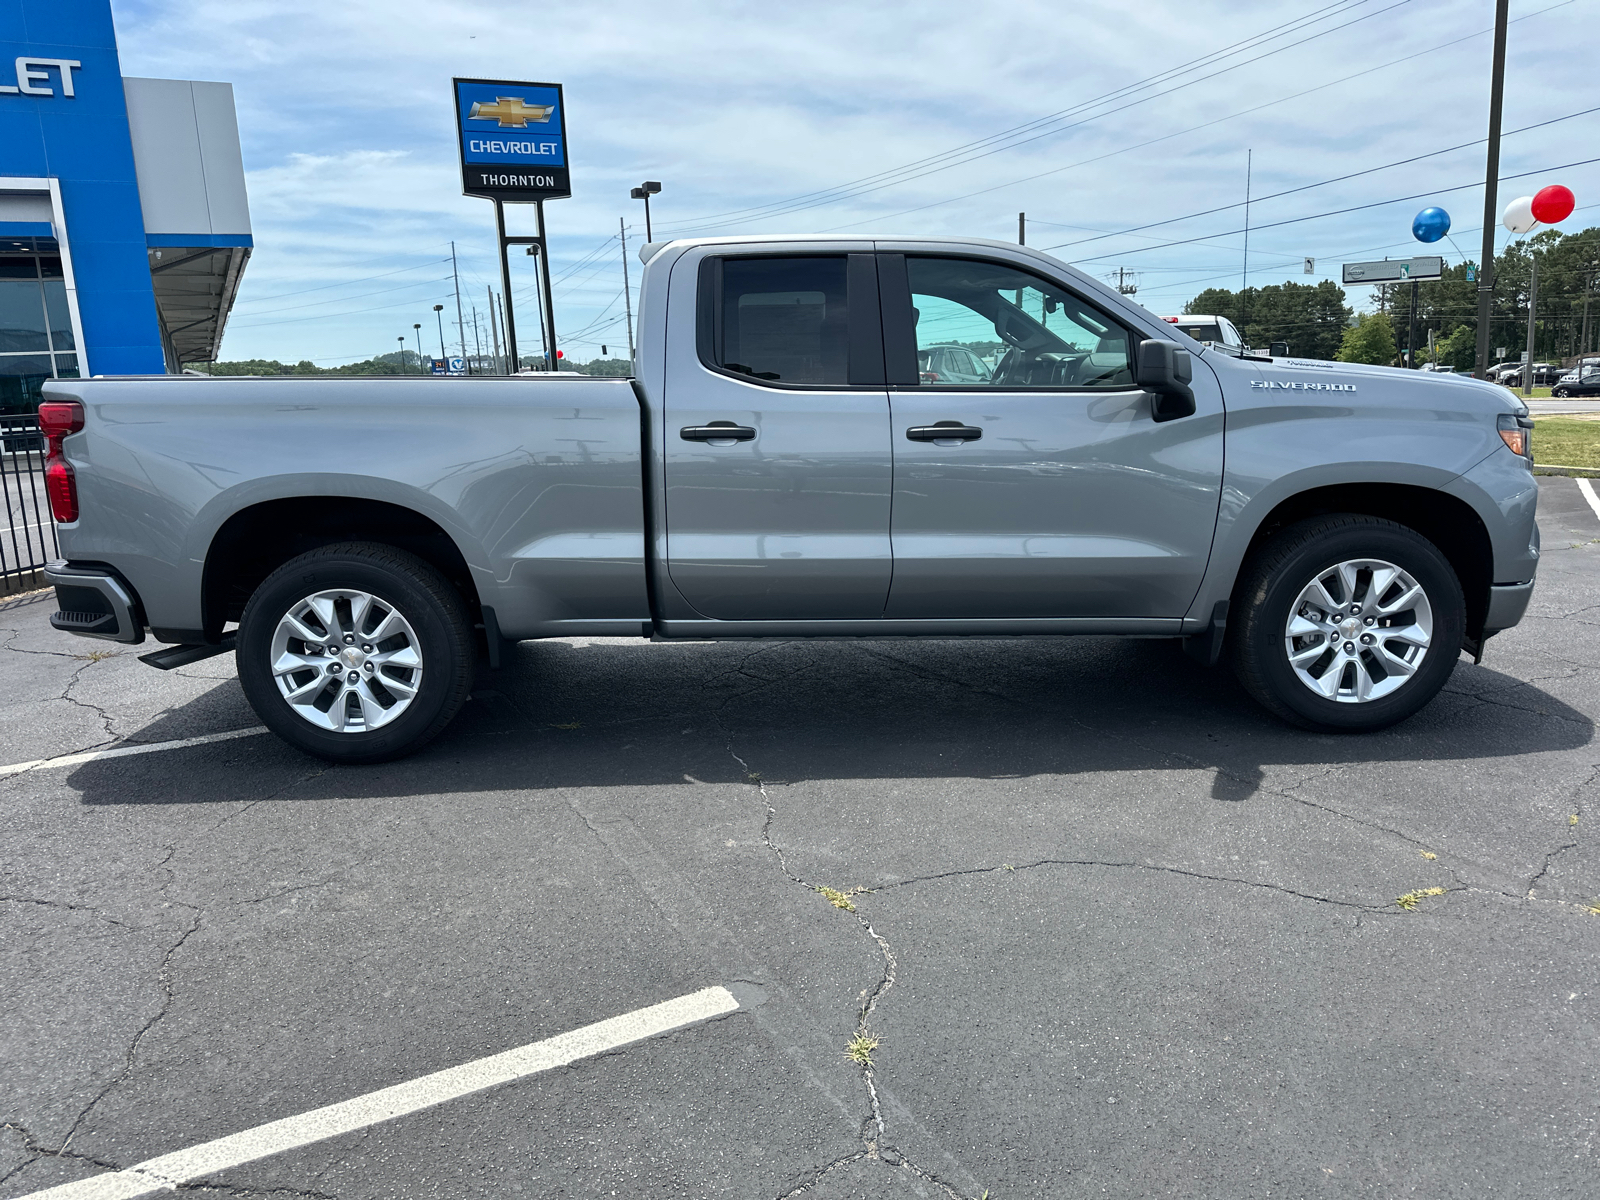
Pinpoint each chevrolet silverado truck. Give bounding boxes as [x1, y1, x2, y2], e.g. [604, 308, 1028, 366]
[40, 236, 1539, 762]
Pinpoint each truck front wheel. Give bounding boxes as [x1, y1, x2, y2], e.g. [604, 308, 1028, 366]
[237, 542, 474, 764]
[1231, 516, 1465, 732]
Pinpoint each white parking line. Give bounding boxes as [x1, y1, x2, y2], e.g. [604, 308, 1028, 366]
[1578, 477, 1600, 524]
[0, 727, 270, 779]
[16, 986, 741, 1200]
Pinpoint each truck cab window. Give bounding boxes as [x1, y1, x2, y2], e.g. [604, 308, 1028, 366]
[709, 256, 849, 385]
[904, 256, 1132, 389]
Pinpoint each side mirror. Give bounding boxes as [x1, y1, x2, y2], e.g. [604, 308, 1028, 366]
[1270, 341, 1289, 357]
[1137, 338, 1196, 422]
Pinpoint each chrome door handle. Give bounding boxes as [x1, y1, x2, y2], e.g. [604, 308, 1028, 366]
[906, 422, 982, 442]
[680, 422, 756, 442]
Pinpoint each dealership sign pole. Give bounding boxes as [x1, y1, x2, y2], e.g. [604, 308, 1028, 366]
[454, 78, 571, 372]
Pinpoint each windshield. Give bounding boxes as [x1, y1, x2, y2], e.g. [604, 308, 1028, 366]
[1175, 323, 1223, 344]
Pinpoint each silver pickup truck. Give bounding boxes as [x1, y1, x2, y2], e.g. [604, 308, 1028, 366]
[39, 236, 1539, 762]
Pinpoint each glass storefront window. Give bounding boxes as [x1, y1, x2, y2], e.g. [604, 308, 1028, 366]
[43, 280, 74, 350]
[0, 353, 54, 416]
[0, 253, 79, 411]
[0, 278, 51, 353]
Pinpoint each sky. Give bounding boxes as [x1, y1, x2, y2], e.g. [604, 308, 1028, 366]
[109, 0, 1600, 366]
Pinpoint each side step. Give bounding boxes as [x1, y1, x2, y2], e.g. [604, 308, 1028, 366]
[139, 631, 236, 671]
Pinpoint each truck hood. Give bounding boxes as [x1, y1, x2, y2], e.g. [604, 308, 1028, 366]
[1245, 355, 1527, 416]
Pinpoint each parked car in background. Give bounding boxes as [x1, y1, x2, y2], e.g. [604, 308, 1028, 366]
[1552, 367, 1600, 398]
[1499, 362, 1564, 388]
[1161, 314, 1247, 355]
[918, 343, 992, 384]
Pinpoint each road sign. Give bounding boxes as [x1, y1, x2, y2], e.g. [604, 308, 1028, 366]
[1341, 256, 1443, 285]
[454, 77, 570, 202]
[1304, 257, 1315, 274]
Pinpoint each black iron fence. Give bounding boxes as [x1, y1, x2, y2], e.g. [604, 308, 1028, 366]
[1, 414, 57, 591]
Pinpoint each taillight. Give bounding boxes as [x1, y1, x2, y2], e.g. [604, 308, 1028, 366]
[46, 457, 77, 522]
[39, 401, 84, 450]
[38, 401, 84, 523]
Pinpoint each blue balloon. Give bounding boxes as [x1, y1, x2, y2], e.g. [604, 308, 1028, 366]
[1412, 207, 1451, 243]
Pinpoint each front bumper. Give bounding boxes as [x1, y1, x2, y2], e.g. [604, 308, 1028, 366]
[1484, 580, 1535, 634]
[43, 561, 146, 645]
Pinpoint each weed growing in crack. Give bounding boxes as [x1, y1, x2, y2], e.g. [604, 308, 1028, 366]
[846, 1033, 880, 1066]
[815, 885, 869, 912]
[1396, 886, 1448, 910]
[1571, 814, 1581, 826]
[1420, 851, 1438, 860]
[1585, 900, 1600, 916]
[76, 649, 120, 663]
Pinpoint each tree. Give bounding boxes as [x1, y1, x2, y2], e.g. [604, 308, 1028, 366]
[1183, 280, 1351, 360]
[1437, 323, 1477, 371]
[1336, 312, 1396, 365]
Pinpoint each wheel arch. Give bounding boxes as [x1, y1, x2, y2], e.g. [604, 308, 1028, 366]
[1229, 482, 1494, 640]
[201, 496, 483, 643]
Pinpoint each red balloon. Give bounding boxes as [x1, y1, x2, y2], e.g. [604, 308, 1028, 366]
[1531, 184, 1575, 224]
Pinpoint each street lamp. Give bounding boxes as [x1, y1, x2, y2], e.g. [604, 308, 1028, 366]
[413, 323, 424, 373]
[433, 304, 447, 362]
[397, 335, 406, 373]
[630, 180, 661, 242]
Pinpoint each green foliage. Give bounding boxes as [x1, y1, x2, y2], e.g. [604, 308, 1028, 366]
[578, 357, 634, 377]
[1437, 323, 1477, 371]
[1336, 312, 1397, 365]
[1183, 280, 1352, 360]
[195, 350, 424, 376]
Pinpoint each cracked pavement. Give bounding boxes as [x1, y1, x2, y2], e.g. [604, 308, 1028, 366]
[2, 476, 1598, 1198]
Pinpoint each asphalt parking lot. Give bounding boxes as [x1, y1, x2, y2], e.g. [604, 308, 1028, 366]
[3, 477, 1599, 1200]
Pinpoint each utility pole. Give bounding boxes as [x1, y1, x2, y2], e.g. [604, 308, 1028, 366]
[486, 285, 501, 374]
[1018, 212, 1025, 245]
[620, 217, 636, 365]
[1474, 0, 1510, 379]
[1407, 279, 1419, 368]
[450, 241, 468, 371]
[1241, 149, 1252, 331]
[471, 305, 483, 370]
[1523, 252, 1538, 397]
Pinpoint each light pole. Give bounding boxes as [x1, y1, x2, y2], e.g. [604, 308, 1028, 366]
[630, 180, 661, 242]
[413, 323, 424, 373]
[397, 336, 406, 373]
[433, 304, 447, 361]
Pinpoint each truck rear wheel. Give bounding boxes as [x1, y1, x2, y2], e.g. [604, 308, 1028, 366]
[1231, 515, 1465, 732]
[237, 542, 474, 764]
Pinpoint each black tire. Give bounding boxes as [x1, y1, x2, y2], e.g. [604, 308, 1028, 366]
[237, 542, 474, 764]
[1230, 515, 1465, 732]
[1553, 387, 1569, 398]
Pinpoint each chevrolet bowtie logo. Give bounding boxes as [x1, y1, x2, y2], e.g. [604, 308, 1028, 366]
[468, 97, 555, 128]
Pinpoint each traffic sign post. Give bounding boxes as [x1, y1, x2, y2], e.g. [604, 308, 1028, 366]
[455, 77, 569, 374]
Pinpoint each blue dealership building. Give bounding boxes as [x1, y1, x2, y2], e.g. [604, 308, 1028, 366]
[1, 0, 251, 412]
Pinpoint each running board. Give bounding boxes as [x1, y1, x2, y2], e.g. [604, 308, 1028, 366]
[139, 631, 236, 671]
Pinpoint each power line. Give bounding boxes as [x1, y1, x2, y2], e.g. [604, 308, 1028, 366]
[657, 0, 1409, 236]
[1042, 102, 1600, 256]
[1063, 155, 1600, 267]
[828, 0, 1576, 235]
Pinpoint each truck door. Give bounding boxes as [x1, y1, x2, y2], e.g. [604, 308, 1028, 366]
[878, 252, 1224, 619]
[662, 251, 892, 620]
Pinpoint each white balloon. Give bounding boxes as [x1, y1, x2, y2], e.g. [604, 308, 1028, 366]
[1502, 195, 1538, 233]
